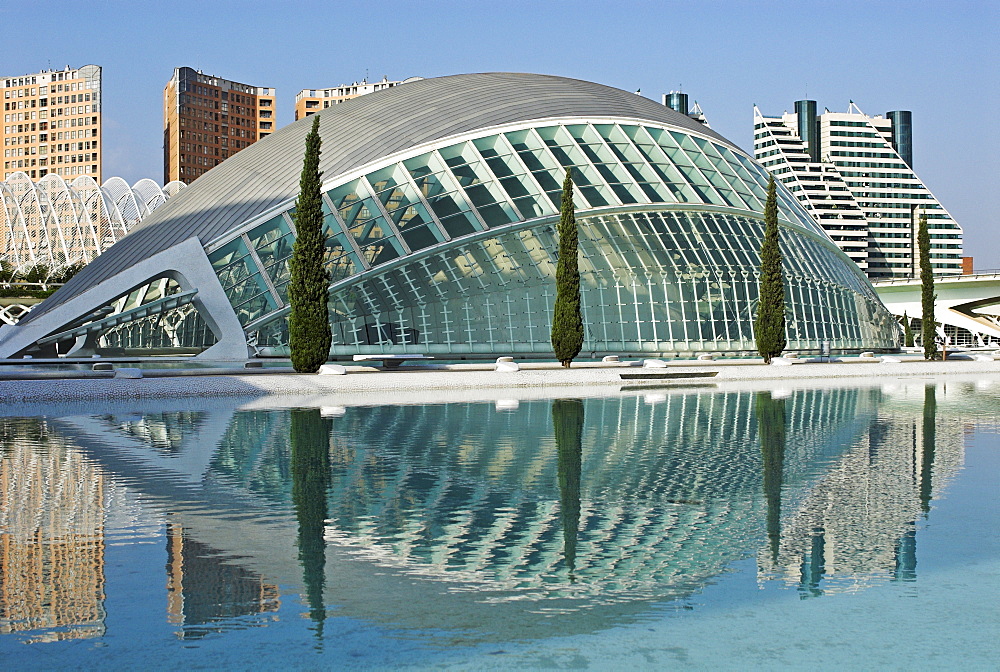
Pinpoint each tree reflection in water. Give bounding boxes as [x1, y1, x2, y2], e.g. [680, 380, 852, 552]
[553, 399, 584, 582]
[920, 384, 936, 515]
[290, 408, 333, 643]
[756, 391, 787, 566]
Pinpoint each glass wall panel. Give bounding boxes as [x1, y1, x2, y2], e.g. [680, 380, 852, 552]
[367, 163, 410, 194]
[221, 121, 892, 352]
[439, 211, 480, 238]
[249, 208, 890, 357]
[359, 236, 404, 267]
[328, 179, 376, 229]
[438, 141, 481, 168]
[349, 214, 393, 247]
[248, 215, 294, 289]
[209, 237, 253, 292]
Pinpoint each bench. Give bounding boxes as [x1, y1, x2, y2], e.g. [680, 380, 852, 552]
[352, 354, 434, 369]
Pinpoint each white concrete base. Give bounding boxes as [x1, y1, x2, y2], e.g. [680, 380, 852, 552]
[602, 355, 620, 363]
[113, 368, 143, 379]
[770, 357, 794, 366]
[697, 354, 714, 361]
[318, 364, 347, 375]
[642, 359, 667, 368]
[880, 356, 902, 364]
[495, 360, 520, 372]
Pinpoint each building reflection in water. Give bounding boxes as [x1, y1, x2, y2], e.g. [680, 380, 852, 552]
[757, 382, 961, 596]
[0, 381, 983, 640]
[0, 418, 106, 642]
[165, 523, 280, 638]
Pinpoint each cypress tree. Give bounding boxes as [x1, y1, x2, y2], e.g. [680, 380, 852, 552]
[288, 115, 332, 373]
[918, 214, 938, 360]
[902, 312, 915, 348]
[754, 177, 786, 364]
[551, 168, 583, 367]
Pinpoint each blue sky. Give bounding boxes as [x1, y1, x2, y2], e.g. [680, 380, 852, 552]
[4, 0, 997, 267]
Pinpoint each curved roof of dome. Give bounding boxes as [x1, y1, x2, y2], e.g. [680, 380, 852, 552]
[25, 73, 733, 324]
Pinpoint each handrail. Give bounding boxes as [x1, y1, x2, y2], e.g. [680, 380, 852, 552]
[872, 271, 1000, 286]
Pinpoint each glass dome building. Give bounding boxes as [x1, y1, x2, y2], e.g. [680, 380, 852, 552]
[0, 73, 897, 360]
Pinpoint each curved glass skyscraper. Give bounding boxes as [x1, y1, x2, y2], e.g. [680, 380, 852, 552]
[0, 74, 897, 360]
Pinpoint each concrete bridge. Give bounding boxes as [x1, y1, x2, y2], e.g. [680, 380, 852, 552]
[873, 272, 1000, 347]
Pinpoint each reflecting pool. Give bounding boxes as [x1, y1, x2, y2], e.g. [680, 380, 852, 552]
[1, 379, 998, 668]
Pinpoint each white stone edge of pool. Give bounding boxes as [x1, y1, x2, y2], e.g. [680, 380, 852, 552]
[2, 356, 1000, 406]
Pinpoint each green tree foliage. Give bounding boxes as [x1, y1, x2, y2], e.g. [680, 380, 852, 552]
[553, 398, 584, 581]
[902, 312, 915, 348]
[754, 177, 786, 363]
[49, 262, 85, 284]
[551, 169, 583, 367]
[288, 116, 332, 373]
[20, 263, 51, 285]
[0, 260, 15, 284]
[918, 214, 938, 360]
[290, 408, 333, 640]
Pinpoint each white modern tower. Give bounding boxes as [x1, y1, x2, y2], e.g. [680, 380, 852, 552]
[753, 101, 963, 279]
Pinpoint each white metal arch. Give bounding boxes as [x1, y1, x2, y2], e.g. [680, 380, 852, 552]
[132, 178, 167, 215]
[0, 173, 185, 274]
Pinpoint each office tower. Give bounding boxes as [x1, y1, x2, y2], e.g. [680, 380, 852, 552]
[294, 76, 416, 120]
[754, 101, 963, 278]
[164, 67, 275, 185]
[1, 64, 102, 182]
[662, 91, 710, 127]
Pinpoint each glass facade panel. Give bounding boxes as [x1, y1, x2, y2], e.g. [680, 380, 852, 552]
[359, 236, 404, 267]
[328, 179, 375, 229]
[439, 210, 479, 238]
[249, 208, 895, 356]
[203, 119, 894, 357]
[248, 215, 294, 288]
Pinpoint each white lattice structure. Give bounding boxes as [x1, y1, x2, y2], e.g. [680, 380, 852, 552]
[1, 171, 184, 274]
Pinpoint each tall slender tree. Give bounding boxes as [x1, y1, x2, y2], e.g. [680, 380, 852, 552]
[551, 168, 583, 367]
[288, 115, 331, 373]
[917, 213, 938, 360]
[755, 177, 786, 363]
[902, 312, 914, 348]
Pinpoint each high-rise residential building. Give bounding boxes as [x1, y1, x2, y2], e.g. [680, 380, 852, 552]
[294, 75, 417, 120]
[1, 64, 102, 182]
[164, 67, 275, 185]
[754, 101, 963, 278]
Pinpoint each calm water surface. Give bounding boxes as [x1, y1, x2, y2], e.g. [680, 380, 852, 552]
[1, 379, 998, 669]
